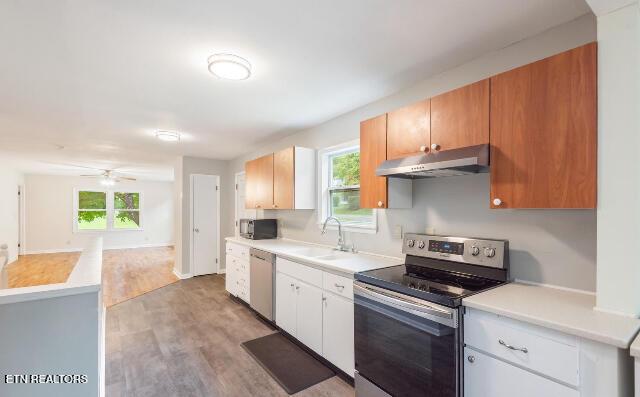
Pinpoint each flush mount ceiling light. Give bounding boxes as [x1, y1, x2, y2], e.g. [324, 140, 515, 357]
[155, 130, 181, 142]
[207, 53, 251, 80]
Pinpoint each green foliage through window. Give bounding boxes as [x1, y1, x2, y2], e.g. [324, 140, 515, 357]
[76, 191, 141, 230]
[326, 149, 374, 227]
[331, 152, 360, 186]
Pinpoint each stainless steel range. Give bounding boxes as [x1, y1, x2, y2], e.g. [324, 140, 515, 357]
[353, 233, 509, 397]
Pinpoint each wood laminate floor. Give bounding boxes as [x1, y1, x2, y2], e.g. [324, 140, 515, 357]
[4, 251, 81, 288]
[102, 246, 178, 307]
[105, 275, 354, 397]
[4, 247, 177, 307]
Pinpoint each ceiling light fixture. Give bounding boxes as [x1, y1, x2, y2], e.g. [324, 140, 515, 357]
[155, 130, 181, 142]
[207, 53, 251, 80]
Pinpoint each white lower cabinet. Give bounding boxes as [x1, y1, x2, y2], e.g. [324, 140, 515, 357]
[225, 254, 238, 296]
[464, 307, 632, 397]
[225, 244, 250, 303]
[275, 272, 298, 336]
[464, 347, 578, 397]
[275, 257, 355, 376]
[322, 291, 354, 376]
[296, 281, 323, 355]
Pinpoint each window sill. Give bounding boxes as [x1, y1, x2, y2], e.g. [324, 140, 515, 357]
[73, 228, 144, 234]
[317, 223, 377, 235]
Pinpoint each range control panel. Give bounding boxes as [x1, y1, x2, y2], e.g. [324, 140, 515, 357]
[403, 233, 508, 270]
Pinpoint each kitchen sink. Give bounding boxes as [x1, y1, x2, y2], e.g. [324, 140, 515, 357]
[289, 247, 336, 258]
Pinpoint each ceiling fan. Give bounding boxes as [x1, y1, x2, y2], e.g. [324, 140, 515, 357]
[80, 169, 137, 186]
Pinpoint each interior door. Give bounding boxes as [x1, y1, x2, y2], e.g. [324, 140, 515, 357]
[191, 174, 219, 276]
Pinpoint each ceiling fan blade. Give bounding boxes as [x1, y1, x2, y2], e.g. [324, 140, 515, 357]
[119, 177, 137, 181]
[79, 174, 103, 178]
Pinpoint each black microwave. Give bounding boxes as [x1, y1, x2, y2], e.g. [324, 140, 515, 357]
[239, 219, 277, 240]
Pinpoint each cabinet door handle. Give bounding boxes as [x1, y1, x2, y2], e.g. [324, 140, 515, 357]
[419, 145, 428, 152]
[334, 283, 345, 291]
[295, 285, 300, 290]
[290, 283, 294, 287]
[493, 198, 502, 206]
[431, 143, 440, 151]
[467, 355, 475, 363]
[498, 339, 528, 353]
[377, 201, 384, 207]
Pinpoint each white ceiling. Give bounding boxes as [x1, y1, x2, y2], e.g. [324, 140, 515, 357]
[0, 0, 591, 181]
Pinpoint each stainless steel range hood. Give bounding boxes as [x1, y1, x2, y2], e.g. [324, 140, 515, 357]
[376, 144, 489, 179]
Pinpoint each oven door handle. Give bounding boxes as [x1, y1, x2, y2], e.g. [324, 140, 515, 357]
[354, 283, 454, 322]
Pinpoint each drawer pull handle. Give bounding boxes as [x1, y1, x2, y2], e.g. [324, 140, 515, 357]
[498, 339, 528, 354]
[334, 283, 345, 291]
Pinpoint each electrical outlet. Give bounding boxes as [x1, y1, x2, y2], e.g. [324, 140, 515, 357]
[393, 225, 403, 239]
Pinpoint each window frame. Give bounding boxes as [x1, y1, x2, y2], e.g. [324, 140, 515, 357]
[74, 189, 108, 232]
[73, 188, 144, 233]
[317, 139, 377, 234]
[113, 191, 143, 231]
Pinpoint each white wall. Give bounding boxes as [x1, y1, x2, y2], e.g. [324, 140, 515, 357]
[0, 165, 24, 264]
[24, 175, 174, 253]
[225, 14, 598, 292]
[174, 156, 233, 276]
[594, 1, 640, 316]
[0, 292, 101, 397]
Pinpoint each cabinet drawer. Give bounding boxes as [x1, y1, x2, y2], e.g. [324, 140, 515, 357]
[226, 242, 250, 260]
[276, 257, 322, 288]
[464, 309, 579, 387]
[323, 272, 353, 300]
[464, 347, 578, 397]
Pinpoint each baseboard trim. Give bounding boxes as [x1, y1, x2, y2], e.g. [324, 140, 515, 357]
[173, 269, 193, 280]
[25, 243, 174, 255]
[24, 248, 82, 254]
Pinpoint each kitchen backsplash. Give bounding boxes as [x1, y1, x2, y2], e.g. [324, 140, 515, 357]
[265, 173, 596, 292]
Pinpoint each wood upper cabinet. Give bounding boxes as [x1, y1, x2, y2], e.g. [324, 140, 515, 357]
[245, 147, 315, 210]
[360, 115, 412, 209]
[386, 99, 430, 160]
[245, 153, 273, 209]
[244, 158, 259, 209]
[490, 42, 597, 209]
[360, 114, 389, 208]
[274, 147, 294, 209]
[431, 79, 489, 151]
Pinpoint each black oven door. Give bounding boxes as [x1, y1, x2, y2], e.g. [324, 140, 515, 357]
[354, 283, 460, 397]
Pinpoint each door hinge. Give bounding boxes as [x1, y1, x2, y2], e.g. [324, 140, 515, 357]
[235, 220, 238, 227]
[235, 183, 238, 190]
[216, 258, 219, 264]
[216, 185, 219, 191]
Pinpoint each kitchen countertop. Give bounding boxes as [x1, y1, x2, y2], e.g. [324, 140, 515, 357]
[463, 282, 640, 349]
[0, 237, 102, 305]
[225, 236, 400, 276]
[630, 334, 640, 358]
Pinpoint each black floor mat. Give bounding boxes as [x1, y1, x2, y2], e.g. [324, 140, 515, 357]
[241, 332, 335, 394]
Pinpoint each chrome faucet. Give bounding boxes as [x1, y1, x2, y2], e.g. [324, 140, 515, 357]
[321, 216, 352, 252]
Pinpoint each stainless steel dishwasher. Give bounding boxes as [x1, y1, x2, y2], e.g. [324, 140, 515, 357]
[249, 248, 276, 321]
